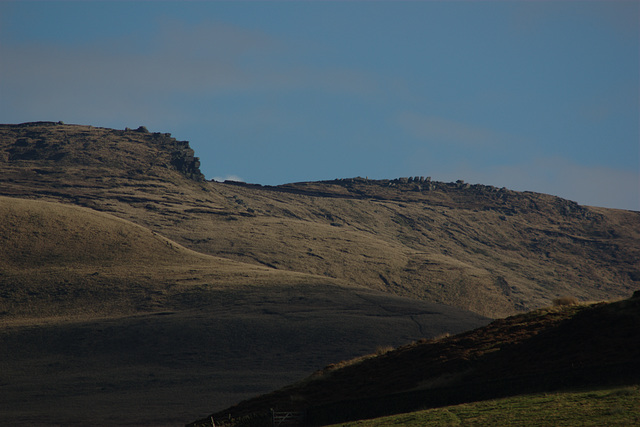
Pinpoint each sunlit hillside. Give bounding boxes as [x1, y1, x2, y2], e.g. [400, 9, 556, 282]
[1, 122, 638, 319]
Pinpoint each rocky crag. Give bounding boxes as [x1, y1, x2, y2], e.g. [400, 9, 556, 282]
[1, 121, 203, 184]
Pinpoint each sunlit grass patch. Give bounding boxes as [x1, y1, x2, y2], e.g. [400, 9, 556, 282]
[330, 386, 640, 426]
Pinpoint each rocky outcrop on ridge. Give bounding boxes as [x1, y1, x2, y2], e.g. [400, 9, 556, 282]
[0, 121, 204, 181]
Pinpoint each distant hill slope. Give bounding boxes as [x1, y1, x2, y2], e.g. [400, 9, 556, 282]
[1, 122, 638, 318]
[188, 179, 639, 318]
[188, 294, 640, 427]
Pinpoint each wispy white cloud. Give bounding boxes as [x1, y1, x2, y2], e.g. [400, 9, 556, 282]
[0, 26, 258, 104]
[424, 157, 639, 211]
[578, 83, 638, 123]
[508, 1, 638, 39]
[394, 112, 518, 148]
[0, 18, 378, 127]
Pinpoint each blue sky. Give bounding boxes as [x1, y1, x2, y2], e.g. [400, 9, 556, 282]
[1, 1, 638, 210]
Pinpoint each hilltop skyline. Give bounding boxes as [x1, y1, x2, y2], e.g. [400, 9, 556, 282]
[1, 1, 638, 210]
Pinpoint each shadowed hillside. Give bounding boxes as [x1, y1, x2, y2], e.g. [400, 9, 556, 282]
[1, 122, 638, 318]
[188, 294, 640, 427]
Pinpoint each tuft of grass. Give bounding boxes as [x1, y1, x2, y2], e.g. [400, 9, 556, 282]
[434, 332, 451, 341]
[375, 346, 395, 356]
[322, 345, 398, 374]
[553, 296, 580, 306]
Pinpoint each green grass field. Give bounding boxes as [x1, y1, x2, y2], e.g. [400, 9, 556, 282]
[330, 386, 640, 426]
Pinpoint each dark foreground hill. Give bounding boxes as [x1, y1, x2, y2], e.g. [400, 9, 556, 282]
[188, 294, 640, 427]
[1, 122, 638, 318]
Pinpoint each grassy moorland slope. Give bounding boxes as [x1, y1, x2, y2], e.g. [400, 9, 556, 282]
[194, 180, 639, 318]
[1, 122, 638, 318]
[0, 198, 488, 426]
[189, 294, 640, 426]
[0, 195, 316, 319]
[0, 122, 638, 426]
